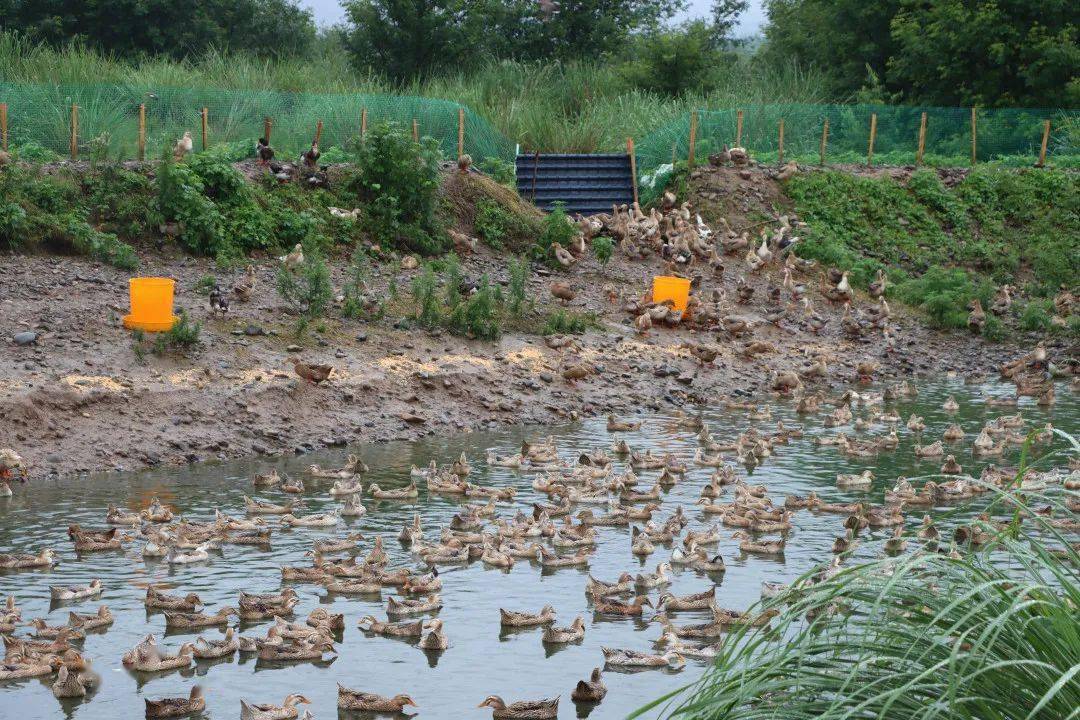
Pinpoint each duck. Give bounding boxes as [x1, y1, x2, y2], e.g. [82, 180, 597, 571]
[884, 525, 908, 554]
[280, 512, 339, 528]
[943, 424, 965, 441]
[634, 562, 673, 589]
[341, 494, 367, 517]
[146, 686, 205, 718]
[657, 588, 715, 611]
[165, 606, 238, 629]
[292, 359, 331, 384]
[129, 639, 195, 673]
[868, 269, 887, 299]
[417, 618, 448, 650]
[601, 647, 685, 669]
[51, 663, 96, 698]
[479, 695, 560, 719]
[918, 515, 940, 542]
[914, 441, 944, 458]
[571, 667, 606, 703]
[257, 638, 335, 662]
[240, 694, 311, 720]
[0, 656, 61, 681]
[906, 415, 926, 433]
[280, 476, 305, 494]
[941, 455, 963, 474]
[835, 469, 874, 490]
[369, 482, 419, 500]
[50, 579, 103, 601]
[732, 531, 785, 555]
[337, 685, 417, 712]
[487, 450, 523, 468]
[173, 131, 194, 161]
[387, 594, 442, 617]
[358, 615, 424, 637]
[967, 299, 986, 332]
[244, 496, 296, 515]
[942, 396, 960, 412]
[500, 606, 556, 627]
[193, 627, 239, 659]
[68, 605, 113, 631]
[542, 617, 585, 644]
[551, 242, 576, 268]
[585, 572, 634, 597]
[29, 618, 85, 641]
[0, 548, 57, 569]
[145, 586, 202, 611]
[593, 595, 652, 616]
[166, 543, 212, 565]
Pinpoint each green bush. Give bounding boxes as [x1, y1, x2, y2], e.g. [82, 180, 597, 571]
[410, 265, 442, 328]
[982, 314, 1007, 341]
[277, 247, 333, 318]
[592, 236, 614, 265]
[447, 276, 502, 340]
[893, 266, 991, 329]
[534, 202, 576, 265]
[507, 256, 530, 317]
[478, 157, 516, 186]
[348, 122, 446, 255]
[1019, 300, 1053, 332]
[152, 311, 201, 354]
[542, 309, 596, 335]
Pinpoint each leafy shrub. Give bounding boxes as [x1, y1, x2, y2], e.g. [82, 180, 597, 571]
[507, 256, 530, 316]
[982, 314, 1006, 341]
[151, 311, 201, 354]
[591, 236, 614, 265]
[534, 202, 576, 265]
[894, 266, 991, 329]
[542, 309, 596, 335]
[1018, 300, 1053, 332]
[348, 122, 446, 255]
[277, 247, 333, 318]
[410, 265, 442, 328]
[447, 276, 501, 340]
[479, 156, 516, 186]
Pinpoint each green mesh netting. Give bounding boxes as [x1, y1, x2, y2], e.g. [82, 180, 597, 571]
[636, 104, 1080, 203]
[0, 82, 516, 164]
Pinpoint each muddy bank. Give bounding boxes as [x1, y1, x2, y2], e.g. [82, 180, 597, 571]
[2, 218, 1034, 480]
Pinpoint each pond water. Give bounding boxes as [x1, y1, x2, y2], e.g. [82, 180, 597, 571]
[0, 379, 1075, 720]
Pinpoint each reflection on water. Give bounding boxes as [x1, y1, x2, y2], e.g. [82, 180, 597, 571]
[0, 379, 1074, 720]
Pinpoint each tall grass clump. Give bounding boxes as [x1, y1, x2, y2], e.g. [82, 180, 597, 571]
[637, 493, 1079, 720]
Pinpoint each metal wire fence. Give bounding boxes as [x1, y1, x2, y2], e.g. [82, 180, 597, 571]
[0, 82, 516, 164]
[636, 104, 1080, 202]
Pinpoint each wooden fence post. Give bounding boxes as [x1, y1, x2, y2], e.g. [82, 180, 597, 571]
[457, 107, 465, 159]
[70, 104, 79, 160]
[867, 113, 878, 166]
[315, 120, 323, 146]
[1, 102, 8, 152]
[1037, 120, 1050, 167]
[138, 104, 146, 161]
[412, 119, 419, 142]
[735, 109, 743, 147]
[916, 111, 927, 165]
[627, 137, 639, 206]
[970, 107, 977, 165]
[819, 117, 829, 165]
[777, 118, 785, 164]
[263, 117, 272, 143]
[200, 107, 208, 150]
[688, 111, 698, 168]
[361, 108, 367, 137]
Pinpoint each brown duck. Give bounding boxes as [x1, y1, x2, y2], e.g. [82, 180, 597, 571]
[292, 360, 332, 384]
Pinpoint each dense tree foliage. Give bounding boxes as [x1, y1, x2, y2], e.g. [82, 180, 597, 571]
[762, 0, 1078, 107]
[0, 0, 315, 59]
[341, 0, 686, 81]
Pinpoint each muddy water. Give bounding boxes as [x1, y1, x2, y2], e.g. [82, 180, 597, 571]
[0, 379, 1075, 720]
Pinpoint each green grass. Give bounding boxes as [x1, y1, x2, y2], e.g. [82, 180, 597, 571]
[637, 484, 1080, 719]
[788, 167, 1080, 327]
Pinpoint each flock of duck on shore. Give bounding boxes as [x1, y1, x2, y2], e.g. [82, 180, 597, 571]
[0, 337, 1076, 718]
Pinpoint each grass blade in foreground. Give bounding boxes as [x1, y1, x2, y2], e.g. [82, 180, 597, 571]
[635, 499, 1079, 720]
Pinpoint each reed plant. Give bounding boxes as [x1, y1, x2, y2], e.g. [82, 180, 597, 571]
[636, 453, 1080, 720]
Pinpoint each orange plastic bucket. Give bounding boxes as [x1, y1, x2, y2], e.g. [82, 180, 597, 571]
[653, 276, 691, 314]
[123, 277, 178, 332]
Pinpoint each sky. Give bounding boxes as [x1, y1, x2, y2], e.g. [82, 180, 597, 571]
[297, 0, 768, 36]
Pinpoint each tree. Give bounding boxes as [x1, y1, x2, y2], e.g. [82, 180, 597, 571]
[888, 0, 1079, 107]
[624, 21, 732, 96]
[711, 0, 748, 47]
[0, 0, 315, 59]
[761, 0, 900, 96]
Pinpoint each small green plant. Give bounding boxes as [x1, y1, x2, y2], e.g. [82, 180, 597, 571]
[479, 156, 516, 186]
[534, 202, 576, 266]
[447, 276, 502, 340]
[150, 311, 201, 354]
[341, 250, 387, 321]
[193, 275, 217, 295]
[542, 309, 596, 335]
[277, 248, 333, 318]
[592, 236, 614, 265]
[410, 264, 442, 327]
[507, 256, 530, 316]
[1018, 300, 1053, 332]
[982, 314, 1007, 341]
